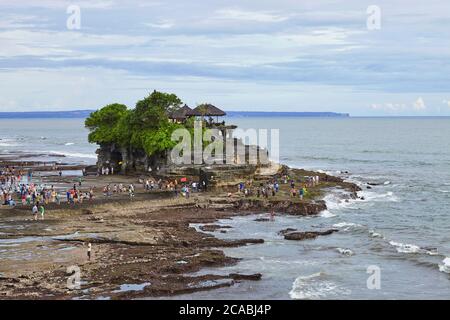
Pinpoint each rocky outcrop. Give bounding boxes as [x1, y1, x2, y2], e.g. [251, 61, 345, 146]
[96, 136, 270, 176]
[282, 229, 339, 241]
[236, 199, 327, 216]
[199, 225, 232, 232]
[96, 143, 166, 174]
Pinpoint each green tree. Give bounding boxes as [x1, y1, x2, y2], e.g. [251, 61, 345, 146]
[85, 91, 193, 158]
[85, 103, 128, 144]
[131, 90, 183, 130]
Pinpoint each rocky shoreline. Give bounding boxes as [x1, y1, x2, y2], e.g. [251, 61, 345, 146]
[0, 159, 361, 299]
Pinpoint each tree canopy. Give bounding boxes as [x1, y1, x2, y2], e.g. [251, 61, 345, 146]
[85, 90, 185, 156]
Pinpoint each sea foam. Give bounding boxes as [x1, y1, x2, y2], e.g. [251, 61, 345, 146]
[289, 272, 350, 300]
[438, 257, 450, 274]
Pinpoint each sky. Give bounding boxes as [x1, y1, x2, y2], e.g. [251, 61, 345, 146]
[0, 0, 449, 116]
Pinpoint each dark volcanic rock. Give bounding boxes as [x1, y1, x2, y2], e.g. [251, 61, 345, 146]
[277, 228, 297, 236]
[199, 224, 232, 232]
[229, 273, 262, 281]
[237, 199, 327, 216]
[254, 218, 271, 222]
[220, 239, 264, 247]
[284, 229, 339, 241]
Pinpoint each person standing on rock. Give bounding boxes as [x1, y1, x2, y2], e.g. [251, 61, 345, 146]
[270, 210, 275, 221]
[32, 203, 38, 221]
[87, 243, 92, 261]
[38, 204, 45, 220]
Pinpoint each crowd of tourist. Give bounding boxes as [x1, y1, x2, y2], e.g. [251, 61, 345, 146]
[236, 174, 320, 200]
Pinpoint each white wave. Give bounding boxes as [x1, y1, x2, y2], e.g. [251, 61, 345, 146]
[0, 142, 15, 147]
[384, 181, 391, 185]
[50, 151, 97, 159]
[389, 240, 424, 254]
[438, 257, 450, 274]
[319, 210, 336, 218]
[333, 222, 361, 229]
[358, 190, 399, 202]
[322, 192, 355, 212]
[65, 142, 75, 146]
[369, 230, 384, 238]
[337, 248, 354, 256]
[289, 272, 350, 300]
[0, 138, 18, 147]
[389, 241, 421, 253]
[437, 189, 450, 193]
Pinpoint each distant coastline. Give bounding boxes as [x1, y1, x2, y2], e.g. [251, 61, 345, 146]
[0, 110, 350, 119]
[226, 111, 350, 118]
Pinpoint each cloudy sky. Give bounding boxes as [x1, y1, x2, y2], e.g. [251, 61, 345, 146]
[0, 0, 449, 116]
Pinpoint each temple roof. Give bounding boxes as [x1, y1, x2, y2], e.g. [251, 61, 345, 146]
[186, 104, 226, 117]
[168, 104, 193, 119]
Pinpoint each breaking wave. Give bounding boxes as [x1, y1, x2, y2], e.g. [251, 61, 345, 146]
[337, 248, 354, 256]
[49, 151, 97, 159]
[388, 240, 439, 255]
[438, 257, 450, 274]
[289, 272, 350, 300]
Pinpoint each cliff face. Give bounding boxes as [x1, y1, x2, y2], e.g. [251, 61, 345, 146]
[96, 138, 269, 174]
[96, 143, 167, 174]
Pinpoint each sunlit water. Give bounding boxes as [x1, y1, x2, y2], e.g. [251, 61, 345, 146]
[1, 117, 450, 299]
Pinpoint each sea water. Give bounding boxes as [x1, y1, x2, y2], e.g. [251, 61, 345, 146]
[173, 117, 450, 299]
[1, 117, 450, 299]
[0, 118, 97, 164]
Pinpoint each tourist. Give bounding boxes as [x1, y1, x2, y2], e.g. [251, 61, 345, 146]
[290, 187, 297, 197]
[89, 188, 94, 201]
[129, 184, 135, 200]
[39, 204, 45, 220]
[87, 243, 92, 261]
[32, 204, 38, 221]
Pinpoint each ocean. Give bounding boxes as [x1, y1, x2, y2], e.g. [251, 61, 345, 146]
[1, 117, 450, 299]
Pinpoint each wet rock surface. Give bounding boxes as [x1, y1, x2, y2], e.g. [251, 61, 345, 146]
[0, 164, 358, 299]
[283, 229, 339, 241]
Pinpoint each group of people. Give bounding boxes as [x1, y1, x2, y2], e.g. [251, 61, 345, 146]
[99, 166, 114, 175]
[287, 175, 320, 199]
[65, 184, 95, 204]
[140, 177, 206, 199]
[236, 174, 321, 200]
[102, 183, 135, 199]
